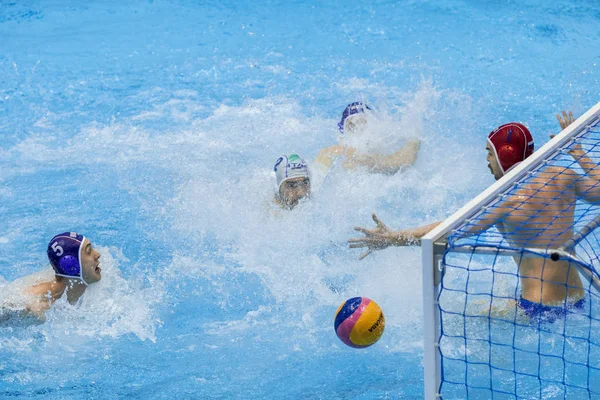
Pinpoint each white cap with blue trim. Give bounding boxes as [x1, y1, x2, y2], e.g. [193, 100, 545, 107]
[273, 154, 310, 190]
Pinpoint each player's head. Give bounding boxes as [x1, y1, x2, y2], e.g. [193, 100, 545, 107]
[338, 102, 372, 134]
[273, 154, 311, 209]
[47, 232, 102, 285]
[486, 122, 534, 180]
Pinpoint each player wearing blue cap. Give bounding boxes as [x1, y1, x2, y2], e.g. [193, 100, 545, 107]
[314, 102, 421, 174]
[273, 154, 311, 209]
[23, 232, 102, 317]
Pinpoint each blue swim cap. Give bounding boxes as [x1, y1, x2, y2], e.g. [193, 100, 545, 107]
[338, 102, 372, 133]
[47, 232, 87, 283]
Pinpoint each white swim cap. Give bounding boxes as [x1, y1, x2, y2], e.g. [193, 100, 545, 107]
[274, 154, 310, 190]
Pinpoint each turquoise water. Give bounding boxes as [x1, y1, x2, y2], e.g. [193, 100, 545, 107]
[1, 0, 599, 398]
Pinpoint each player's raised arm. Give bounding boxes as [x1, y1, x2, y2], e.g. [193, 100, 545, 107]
[346, 138, 421, 175]
[555, 110, 600, 204]
[314, 145, 344, 170]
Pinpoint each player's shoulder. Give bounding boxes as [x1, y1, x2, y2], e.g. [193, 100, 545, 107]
[513, 166, 580, 201]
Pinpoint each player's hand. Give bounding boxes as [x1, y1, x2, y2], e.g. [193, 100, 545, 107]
[348, 213, 396, 260]
[551, 110, 583, 157]
[556, 110, 575, 131]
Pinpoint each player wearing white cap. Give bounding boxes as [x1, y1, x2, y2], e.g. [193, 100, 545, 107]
[273, 154, 311, 210]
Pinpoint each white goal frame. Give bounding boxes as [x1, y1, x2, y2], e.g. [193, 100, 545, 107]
[420, 102, 600, 399]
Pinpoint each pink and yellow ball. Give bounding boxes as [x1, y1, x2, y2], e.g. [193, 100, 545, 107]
[334, 297, 385, 348]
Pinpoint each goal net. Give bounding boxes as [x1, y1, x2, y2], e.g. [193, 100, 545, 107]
[421, 102, 600, 399]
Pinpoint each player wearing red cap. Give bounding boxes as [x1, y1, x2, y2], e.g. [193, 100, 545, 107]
[486, 122, 534, 179]
[349, 111, 600, 319]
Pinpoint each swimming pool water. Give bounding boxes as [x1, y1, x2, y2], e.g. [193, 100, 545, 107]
[1, 0, 599, 398]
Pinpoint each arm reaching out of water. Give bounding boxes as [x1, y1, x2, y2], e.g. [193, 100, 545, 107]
[348, 202, 515, 259]
[344, 139, 421, 174]
[314, 139, 421, 174]
[348, 213, 441, 259]
[314, 145, 346, 169]
[553, 110, 600, 203]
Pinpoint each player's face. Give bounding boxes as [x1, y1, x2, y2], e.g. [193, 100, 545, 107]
[279, 177, 311, 208]
[486, 145, 503, 180]
[80, 239, 102, 284]
[344, 114, 368, 134]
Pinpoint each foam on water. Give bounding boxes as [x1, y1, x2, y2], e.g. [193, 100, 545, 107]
[158, 80, 482, 355]
[0, 79, 483, 374]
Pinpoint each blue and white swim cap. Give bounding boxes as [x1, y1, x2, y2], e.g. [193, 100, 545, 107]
[47, 232, 87, 284]
[274, 154, 310, 190]
[338, 102, 372, 133]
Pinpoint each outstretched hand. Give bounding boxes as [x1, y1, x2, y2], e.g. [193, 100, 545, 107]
[348, 213, 396, 260]
[556, 110, 575, 130]
[550, 110, 582, 157]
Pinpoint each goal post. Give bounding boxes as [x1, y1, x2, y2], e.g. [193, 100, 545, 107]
[421, 102, 600, 399]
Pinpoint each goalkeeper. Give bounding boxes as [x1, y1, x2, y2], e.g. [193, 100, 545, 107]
[349, 111, 599, 317]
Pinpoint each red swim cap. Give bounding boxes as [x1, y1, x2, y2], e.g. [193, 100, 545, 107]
[487, 122, 534, 174]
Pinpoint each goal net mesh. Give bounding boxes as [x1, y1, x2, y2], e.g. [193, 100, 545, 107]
[438, 115, 600, 399]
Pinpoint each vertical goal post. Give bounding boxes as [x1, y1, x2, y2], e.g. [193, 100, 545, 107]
[421, 102, 600, 399]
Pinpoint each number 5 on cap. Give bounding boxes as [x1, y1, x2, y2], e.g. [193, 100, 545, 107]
[52, 242, 64, 256]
